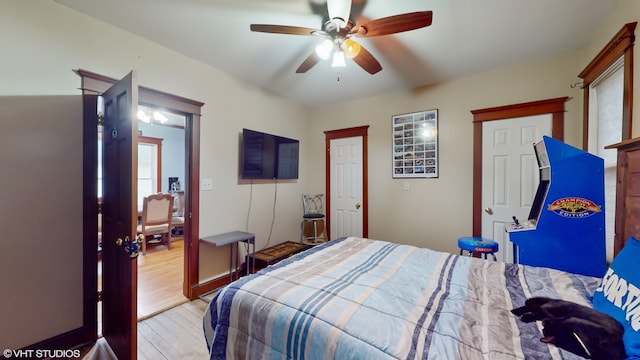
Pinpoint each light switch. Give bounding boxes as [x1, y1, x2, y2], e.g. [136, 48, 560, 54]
[403, 182, 410, 191]
[201, 178, 213, 191]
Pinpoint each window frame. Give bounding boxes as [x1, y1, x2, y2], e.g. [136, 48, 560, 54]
[97, 133, 162, 204]
[138, 135, 163, 195]
[578, 22, 636, 149]
[578, 22, 636, 261]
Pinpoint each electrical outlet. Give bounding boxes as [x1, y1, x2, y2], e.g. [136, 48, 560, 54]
[201, 178, 213, 191]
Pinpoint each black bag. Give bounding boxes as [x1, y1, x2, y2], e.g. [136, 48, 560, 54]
[511, 297, 626, 360]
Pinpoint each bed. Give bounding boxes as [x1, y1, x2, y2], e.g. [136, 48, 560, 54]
[203, 236, 603, 359]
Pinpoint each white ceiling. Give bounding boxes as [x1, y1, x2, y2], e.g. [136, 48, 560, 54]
[54, 0, 620, 106]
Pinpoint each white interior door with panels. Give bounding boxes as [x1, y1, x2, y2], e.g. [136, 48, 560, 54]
[330, 136, 363, 239]
[481, 115, 551, 262]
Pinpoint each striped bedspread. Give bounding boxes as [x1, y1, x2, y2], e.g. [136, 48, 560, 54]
[203, 237, 601, 359]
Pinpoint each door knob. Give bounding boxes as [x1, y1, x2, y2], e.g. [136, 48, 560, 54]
[355, 203, 361, 209]
[484, 207, 493, 215]
[116, 235, 141, 259]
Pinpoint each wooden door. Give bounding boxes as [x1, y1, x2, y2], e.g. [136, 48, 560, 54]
[101, 71, 138, 360]
[481, 115, 551, 263]
[329, 136, 364, 239]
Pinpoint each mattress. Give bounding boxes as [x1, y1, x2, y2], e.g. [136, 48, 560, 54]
[203, 237, 601, 359]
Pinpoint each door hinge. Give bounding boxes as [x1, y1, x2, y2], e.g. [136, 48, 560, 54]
[97, 112, 104, 126]
[97, 290, 103, 302]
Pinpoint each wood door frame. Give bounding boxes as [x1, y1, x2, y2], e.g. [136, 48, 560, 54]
[77, 69, 204, 306]
[471, 97, 568, 236]
[324, 126, 369, 240]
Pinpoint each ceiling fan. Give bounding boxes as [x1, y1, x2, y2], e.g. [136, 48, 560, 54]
[250, 0, 433, 75]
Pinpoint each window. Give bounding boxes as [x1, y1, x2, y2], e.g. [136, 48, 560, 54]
[589, 60, 623, 262]
[137, 136, 162, 210]
[579, 22, 635, 147]
[97, 132, 162, 211]
[578, 22, 636, 262]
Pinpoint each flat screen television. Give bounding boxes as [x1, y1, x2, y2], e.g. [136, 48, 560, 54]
[241, 128, 299, 179]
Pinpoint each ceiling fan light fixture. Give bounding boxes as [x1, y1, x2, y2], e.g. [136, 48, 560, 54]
[153, 110, 168, 124]
[315, 39, 334, 60]
[138, 110, 151, 123]
[327, 0, 351, 29]
[343, 38, 361, 59]
[250, 5, 433, 75]
[138, 108, 169, 124]
[331, 50, 346, 67]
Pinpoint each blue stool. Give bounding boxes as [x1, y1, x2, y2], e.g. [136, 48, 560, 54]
[458, 237, 499, 260]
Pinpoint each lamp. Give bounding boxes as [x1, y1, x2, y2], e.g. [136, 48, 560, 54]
[332, 51, 346, 67]
[138, 108, 168, 124]
[315, 39, 334, 60]
[343, 38, 361, 59]
[327, 0, 351, 29]
[153, 111, 168, 124]
[138, 110, 151, 123]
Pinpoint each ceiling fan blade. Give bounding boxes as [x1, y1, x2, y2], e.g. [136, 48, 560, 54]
[296, 52, 321, 73]
[352, 11, 433, 37]
[250, 24, 323, 36]
[351, 44, 382, 74]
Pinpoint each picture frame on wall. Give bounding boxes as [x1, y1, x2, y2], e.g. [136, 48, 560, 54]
[392, 109, 438, 178]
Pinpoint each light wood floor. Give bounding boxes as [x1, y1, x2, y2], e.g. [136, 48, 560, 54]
[137, 238, 189, 319]
[98, 238, 189, 326]
[88, 238, 209, 359]
[83, 299, 210, 359]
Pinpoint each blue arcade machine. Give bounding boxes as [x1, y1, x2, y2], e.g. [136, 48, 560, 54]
[505, 136, 606, 277]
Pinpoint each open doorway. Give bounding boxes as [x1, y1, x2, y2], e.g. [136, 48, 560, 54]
[79, 69, 204, 342]
[97, 105, 188, 325]
[135, 105, 189, 319]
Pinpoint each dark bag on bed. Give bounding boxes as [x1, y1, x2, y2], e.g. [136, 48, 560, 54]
[511, 297, 626, 360]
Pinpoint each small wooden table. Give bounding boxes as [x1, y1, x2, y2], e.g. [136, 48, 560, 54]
[246, 241, 312, 273]
[200, 231, 255, 281]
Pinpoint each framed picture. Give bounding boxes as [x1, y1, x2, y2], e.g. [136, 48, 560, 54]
[392, 109, 438, 178]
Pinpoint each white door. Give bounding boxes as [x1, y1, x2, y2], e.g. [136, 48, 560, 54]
[481, 115, 551, 262]
[330, 136, 363, 239]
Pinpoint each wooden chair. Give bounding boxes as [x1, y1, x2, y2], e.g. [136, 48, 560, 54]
[137, 193, 174, 254]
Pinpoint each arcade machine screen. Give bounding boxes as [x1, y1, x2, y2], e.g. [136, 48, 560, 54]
[527, 141, 551, 224]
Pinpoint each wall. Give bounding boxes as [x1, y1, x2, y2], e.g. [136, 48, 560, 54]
[0, 0, 309, 347]
[0, 96, 84, 350]
[307, 0, 640, 256]
[308, 50, 584, 254]
[2, 0, 639, 349]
